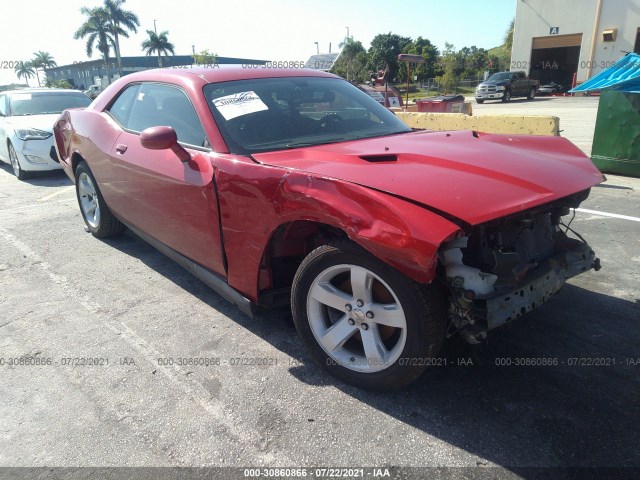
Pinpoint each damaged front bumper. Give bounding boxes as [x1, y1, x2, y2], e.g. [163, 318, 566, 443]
[483, 242, 599, 329]
[444, 236, 600, 344]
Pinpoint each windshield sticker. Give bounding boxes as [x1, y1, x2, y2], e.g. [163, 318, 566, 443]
[213, 91, 268, 120]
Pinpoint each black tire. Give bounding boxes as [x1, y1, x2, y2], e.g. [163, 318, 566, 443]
[527, 87, 536, 100]
[75, 161, 125, 238]
[291, 240, 447, 391]
[501, 89, 511, 102]
[476, 99, 485, 104]
[8, 142, 29, 180]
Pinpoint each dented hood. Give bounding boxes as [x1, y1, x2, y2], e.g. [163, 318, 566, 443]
[252, 130, 604, 225]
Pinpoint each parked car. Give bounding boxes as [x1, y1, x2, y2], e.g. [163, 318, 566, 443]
[475, 71, 540, 103]
[84, 85, 102, 99]
[53, 67, 603, 390]
[0, 89, 92, 179]
[538, 82, 564, 95]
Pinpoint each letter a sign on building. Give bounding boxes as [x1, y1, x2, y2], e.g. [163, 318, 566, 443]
[550, 27, 559, 34]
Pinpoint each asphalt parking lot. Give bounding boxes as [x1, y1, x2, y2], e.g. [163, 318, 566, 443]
[0, 96, 639, 478]
[468, 95, 601, 156]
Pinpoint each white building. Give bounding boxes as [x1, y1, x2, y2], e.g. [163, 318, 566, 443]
[511, 0, 640, 87]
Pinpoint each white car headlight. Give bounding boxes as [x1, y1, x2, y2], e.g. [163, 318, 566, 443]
[495, 86, 505, 91]
[15, 128, 52, 141]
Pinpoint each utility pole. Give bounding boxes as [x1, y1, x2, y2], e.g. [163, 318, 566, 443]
[314, 42, 319, 54]
[153, 20, 157, 33]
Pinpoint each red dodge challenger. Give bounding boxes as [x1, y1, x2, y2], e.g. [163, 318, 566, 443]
[54, 67, 603, 390]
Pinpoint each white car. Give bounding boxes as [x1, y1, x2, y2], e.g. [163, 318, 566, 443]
[0, 89, 91, 180]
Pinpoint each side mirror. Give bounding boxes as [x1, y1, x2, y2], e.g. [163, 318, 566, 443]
[140, 126, 190, 162]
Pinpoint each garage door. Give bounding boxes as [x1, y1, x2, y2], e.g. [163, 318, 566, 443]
[532, 33, 583, 49]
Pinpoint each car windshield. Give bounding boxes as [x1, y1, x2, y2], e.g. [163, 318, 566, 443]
[9, 92, 91, 116]
[204, 77, 411, 154]
[487, 72, 512, 82]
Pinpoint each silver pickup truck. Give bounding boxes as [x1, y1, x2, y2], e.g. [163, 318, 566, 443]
[475, 71, 540, 104]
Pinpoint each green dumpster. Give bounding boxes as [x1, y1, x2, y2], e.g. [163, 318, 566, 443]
[590, 90, 640, 177]
[570, 53, 640, 177]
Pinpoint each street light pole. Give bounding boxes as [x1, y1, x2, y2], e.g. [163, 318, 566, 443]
[153, 20, 157, 33]
[314, 42, 319, 54]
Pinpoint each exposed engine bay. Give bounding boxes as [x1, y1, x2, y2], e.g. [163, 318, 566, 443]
[440, 189, 601, 344]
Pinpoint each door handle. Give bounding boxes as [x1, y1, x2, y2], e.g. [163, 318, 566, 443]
[115, 144, 128, 154]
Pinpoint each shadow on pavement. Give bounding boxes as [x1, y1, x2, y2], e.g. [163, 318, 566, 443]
[0, 163, 72, 187]
[103, 231, 640, 473]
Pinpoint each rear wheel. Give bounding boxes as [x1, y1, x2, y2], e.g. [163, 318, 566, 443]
[527, 87, 536, 100]
[75, 162, 125, 238]
[291, 240, 447, 390]
[8, 143, 28, 180]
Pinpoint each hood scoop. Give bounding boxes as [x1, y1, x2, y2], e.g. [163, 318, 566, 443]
[359, 154, 397, 163]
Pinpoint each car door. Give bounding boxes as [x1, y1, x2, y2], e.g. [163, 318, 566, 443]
[101, 82, 226, 276]
[514, 72, 526, 95]
[0, 95, 9, 160]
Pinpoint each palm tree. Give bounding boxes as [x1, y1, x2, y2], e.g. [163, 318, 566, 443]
[504, 18, 515, 52]
[141, 30, 175, 67]
[337, 36, 365, 81]
[15, 61, 35, 86]
[103, 0, 140, 75]
[74, 7, 118, 86]
[31, 51, 57, 87]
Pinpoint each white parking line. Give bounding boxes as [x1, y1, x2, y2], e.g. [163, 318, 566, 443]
[576, 208, 640, 223]
[38, 186, 75, 202]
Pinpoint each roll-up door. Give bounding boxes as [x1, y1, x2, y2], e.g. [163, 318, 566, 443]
[532, 33, 583, 49]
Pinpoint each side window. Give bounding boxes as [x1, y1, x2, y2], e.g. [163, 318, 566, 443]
[0, 95, 7, 116]
[128, 83, 208, 147]
[107, 84, 140, 127]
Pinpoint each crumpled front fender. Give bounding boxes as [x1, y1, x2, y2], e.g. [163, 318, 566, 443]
[214, 157, 461, 301]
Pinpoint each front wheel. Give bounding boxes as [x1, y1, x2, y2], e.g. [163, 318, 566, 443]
[527, 87, 536, 100]
[501, 89, 512, 102]
[75, 161, 125, 238]
[8, 143, 28, 180]
[475, 98, 485, 104]
[291, 241, 447, 390]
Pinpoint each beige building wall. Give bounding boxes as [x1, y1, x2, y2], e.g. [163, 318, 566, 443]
[511, 0, 640, 83]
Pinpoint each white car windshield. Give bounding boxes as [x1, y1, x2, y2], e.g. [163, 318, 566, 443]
[10, 92, 91, 116]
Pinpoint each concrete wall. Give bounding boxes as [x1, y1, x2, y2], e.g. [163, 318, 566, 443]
[396, 112, 560, 136]
[593, 0, 640, 72]
[511, 0, 640, 83]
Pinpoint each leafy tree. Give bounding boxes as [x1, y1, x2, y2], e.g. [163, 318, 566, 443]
[436, 43, 459, 93]
[141, 30, 175, 67]
[456, 46, 490, 79]
[14, 61, 36, 86]
[74, 7, 117, 86]
[103, 0, 140, 75]
[397, 36, 440, 83]
[193, 49, 218, 65]
[44, 77, 73, 89]
[333, 37, 368, 82]
[31, 51, 56, 87]
[368, 33, 412, 83]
